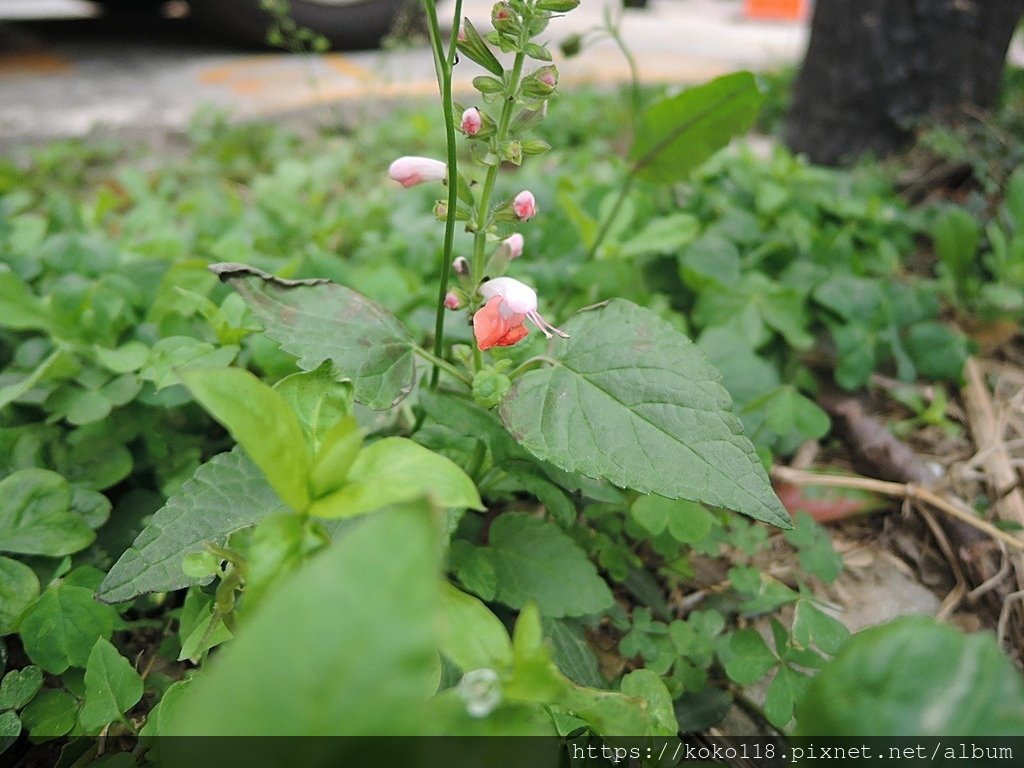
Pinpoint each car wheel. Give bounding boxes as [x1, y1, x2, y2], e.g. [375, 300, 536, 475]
[188, 0, 413, 50]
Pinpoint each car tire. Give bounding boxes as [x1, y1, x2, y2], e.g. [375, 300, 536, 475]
[187, 0, 412, 50]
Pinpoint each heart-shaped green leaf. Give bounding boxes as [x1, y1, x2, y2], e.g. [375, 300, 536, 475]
[500, 300, 790, 528]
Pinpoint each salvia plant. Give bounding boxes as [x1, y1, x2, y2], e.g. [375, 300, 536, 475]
[19, 0, 1024, 757]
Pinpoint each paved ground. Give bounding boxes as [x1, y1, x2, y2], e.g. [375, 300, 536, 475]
[0, 0, 808, 147]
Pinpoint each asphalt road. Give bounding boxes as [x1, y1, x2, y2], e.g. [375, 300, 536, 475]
[0, 0, 809, 148]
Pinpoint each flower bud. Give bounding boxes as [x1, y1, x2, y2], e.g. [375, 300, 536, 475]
[491, 1, 516, 31]
[560, 32, 583, 57]
[444, 291, 464, 310]
[388, 156, 446, 188]
[504, 233, 524, 260]
[452, 256, 470, 276]
[513, 190, 537, 221]
[521, 65, 558, 99]
[461, 107, 483, 137]
[434, 200, 448, 220]
[499, 140, 522, 165]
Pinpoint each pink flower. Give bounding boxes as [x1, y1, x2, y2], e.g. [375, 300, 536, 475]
[388, 156, 446, 188]
[504, 233, 524, 260]
[444, 291, 462, 310]
[512, 190, 537, 220]
[461, 107, 483, 136]
[472, 277, 567, 350]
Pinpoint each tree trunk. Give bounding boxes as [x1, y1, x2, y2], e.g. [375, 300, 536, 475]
[784, 0, 1024, 166]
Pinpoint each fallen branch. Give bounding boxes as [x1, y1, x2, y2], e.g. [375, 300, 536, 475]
[771, 466, 1024, 553]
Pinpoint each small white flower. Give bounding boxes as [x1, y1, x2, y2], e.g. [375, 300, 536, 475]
[457, 668, 502, 718]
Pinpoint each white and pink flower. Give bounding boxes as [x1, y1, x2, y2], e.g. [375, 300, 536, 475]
[388, 156, 447, 188]
[461, 107, 483, 137]
[473, 276, 567, 350]
[512, 190, 537, 221]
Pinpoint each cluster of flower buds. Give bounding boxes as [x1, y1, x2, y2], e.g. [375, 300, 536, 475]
[388, 0, 577, 355]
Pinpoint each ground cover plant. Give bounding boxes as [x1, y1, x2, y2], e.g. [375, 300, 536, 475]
[2, 0, 1024, 762]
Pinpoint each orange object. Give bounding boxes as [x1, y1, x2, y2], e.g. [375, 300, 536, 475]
[744, 0, 807, 21]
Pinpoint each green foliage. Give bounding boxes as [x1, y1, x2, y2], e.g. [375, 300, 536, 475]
[0, 43, 1020, 749]
[930, 165, 1024, 320]
[162, 503, 443, 735]
[484, 513, 613, 618]
[181, 367, 311, 512]
[795, 617, 1024, 735]
[501, 300, 790, 528]
[629, 72, 764, 184]
[98, 449, 284, 603]
[19, 578, 116, 674]
[309, 437, 482, 519]
[213, 265, 418, 409]
[78, 638, 143, 732]
[0, 469, 94, 556]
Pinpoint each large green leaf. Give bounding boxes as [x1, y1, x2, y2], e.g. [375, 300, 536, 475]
[628, 71, 763, 185]
[0, 265, 51, 332]
[78, 638, 144, 732]
[795, 617, 1024, 736]
[180, 367, 311, 512]
[439, 583, 512, 672]
[98, 449, 285, 604]
[0, 469, 95, 557]
[0, 666, 43, 711]
[542, 618, 605, 688]
[308, 437, 482, 519]
[500, 300, 790, 528]
[486, 513, 613, 618]
[19, 583, 115, 674]
[0, 556, 40, 635]
[162, 503, 442, 735]
[211, 263, 416, 409]
[274, 363, 353, 453]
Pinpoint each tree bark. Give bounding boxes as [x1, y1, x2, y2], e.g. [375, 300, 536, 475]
[784, 0, 1024, 166]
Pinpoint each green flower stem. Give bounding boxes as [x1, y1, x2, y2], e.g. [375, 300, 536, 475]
[425, 0, 464, 388]
[414, 345, 473, 386]
[470, 48, 527, 289]
[509, 355, 559, 379]
[586, 170, 635, 261]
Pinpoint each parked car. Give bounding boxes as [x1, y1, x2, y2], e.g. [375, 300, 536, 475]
[94, 0, 413, 49]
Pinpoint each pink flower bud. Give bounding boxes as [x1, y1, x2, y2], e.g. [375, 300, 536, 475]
[513, 190, 537, 221]
[504, 233, 524, 259]
[453, 256, 470, 276]
[434, 200, 448, 219]
[538, 70, 557, 88]
[492, 2, 512, 22]
[388, 156, 447, 188]
[461, 107, 483, 137]
[457, 26, 467, 42]
[444, 291, 462, 310]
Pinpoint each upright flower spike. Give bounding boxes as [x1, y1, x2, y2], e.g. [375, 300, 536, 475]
[513, 191, 537, 221]
[472, 276, 568, 351]
[388, 156, 447, 188]
[461, 107, 483, 137]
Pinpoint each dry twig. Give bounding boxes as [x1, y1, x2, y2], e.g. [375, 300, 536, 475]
[771, 466, 1024, 553]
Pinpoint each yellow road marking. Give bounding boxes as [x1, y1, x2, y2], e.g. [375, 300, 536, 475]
[0, 50, 73, 77]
